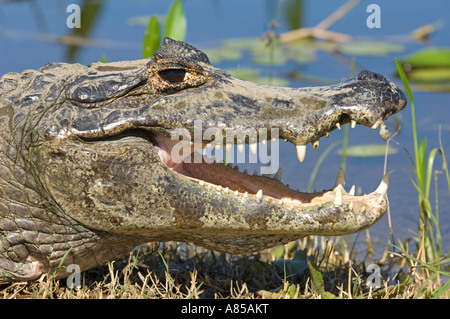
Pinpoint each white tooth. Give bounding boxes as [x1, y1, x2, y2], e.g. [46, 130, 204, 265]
[224, 187, 229, 194]
[349, 185, 355, 196]
[295, 144, 307, 163]
[272, 137, 276, 142]
[234, 190, 239, 196]
[336, 123, 341, 130]
[206, 143, 212, 149]
[351, 120, 357, 128]
[238, 144, 245, 153]
[325, 132, 329, 138]
[256, 189, 263, 198]
[279, 198, 284, 204]
[274, 168, 282, 181]
[334, 188, 343, 205]
[284, 139, 288, 142]
[312, 140, 319, 149]
[226, 143, 233, 151]
[349, 202, 353, 210]
[199, 180, 205, 186]
[334, 168, 345, 189]
[249, 143, 257, 154]
[216, 185, 222, 191]
[262, 139, 266, 145]
[215, 144, 222, 150]
[371, 120, 383, 130]
[375, 173, 389, 195]
[244, 191, 248, 198]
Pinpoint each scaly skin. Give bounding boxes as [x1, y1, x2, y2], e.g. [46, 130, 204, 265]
[0, 38, 406, 282]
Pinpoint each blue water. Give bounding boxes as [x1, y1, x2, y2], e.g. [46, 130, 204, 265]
[0, 0, 449, 254]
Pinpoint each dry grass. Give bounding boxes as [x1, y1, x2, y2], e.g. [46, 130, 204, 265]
[1, 235, 448, 299]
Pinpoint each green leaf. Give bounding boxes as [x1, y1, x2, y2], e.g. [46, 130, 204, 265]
[164, 0, 187, 41]
[401, 48, 450, 68]
[142, 15, 160, 58]
[307, 259, 335, 298]
[336, 144, 398, 157]
[271, 246, 285, 260]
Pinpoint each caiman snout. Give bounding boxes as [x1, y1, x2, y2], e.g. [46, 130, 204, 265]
[357, 69, 407, 113]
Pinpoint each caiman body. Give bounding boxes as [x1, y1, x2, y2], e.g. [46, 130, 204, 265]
[0, 38, 406, 282]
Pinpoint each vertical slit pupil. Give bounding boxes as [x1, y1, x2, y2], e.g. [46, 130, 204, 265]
[159, 69, 186, 83]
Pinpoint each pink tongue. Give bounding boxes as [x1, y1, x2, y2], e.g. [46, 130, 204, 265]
[153, 134, 194, 173]
[152, 134, 313, 202]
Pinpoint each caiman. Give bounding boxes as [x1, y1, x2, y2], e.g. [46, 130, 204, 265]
[0, 38, 406, 282]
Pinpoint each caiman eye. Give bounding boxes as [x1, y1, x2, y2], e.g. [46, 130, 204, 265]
[159, 69, 186, 83]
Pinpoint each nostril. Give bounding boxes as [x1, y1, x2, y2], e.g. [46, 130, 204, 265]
[358, 70, 373, 81]
[357, 70, 386, 82]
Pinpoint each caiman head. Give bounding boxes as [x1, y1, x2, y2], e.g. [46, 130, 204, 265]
[6, 38, 406, 268]
[38, 38, 407, 255]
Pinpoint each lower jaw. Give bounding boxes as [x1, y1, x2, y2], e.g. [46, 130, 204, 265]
[153, 134, 388, 209]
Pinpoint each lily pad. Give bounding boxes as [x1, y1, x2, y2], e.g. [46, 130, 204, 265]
[401, 48, 450, 68]
[201, 47, 243, 64]
[407, 68, 450, 83]
[227, 68, 289, 86]
[339, 41, 403, 56]
[337, 144, 398, 157]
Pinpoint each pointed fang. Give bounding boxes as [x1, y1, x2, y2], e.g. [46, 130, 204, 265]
[256, 189, 263, 199]
[334, 188, 343, 205]
[295, 144, 307, 163]
[375, 173, 389, 195]
[349, 185, 355, 196]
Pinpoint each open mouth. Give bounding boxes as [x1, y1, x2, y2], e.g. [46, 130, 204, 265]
[151, 129, 389, 209]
